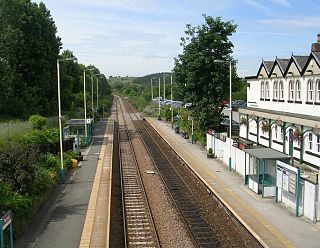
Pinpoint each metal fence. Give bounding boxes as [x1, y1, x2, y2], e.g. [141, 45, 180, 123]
[0, 121, 31, 140]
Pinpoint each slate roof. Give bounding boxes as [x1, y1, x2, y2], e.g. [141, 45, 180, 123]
[276, 59, 290, 74]
[262, 61, 274, 74]
[292, 55, 308, 71]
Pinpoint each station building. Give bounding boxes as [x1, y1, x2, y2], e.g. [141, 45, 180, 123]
[207, 36, 320, 221]
[239, 36, 320, 174]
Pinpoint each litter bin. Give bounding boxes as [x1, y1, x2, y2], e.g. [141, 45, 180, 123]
[71, 159, 78, 168]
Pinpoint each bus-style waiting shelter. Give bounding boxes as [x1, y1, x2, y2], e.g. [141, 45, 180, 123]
[65, 118, 94, 145]
[243, 147, 290, 198]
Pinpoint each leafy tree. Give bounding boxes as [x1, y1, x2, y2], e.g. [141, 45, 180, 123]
[173, 15, 238, 133]
[0, 0, 61, 117]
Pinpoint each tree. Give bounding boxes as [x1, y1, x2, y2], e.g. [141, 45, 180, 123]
[0, 0, 61, 117]
[173, 15, 238, 133]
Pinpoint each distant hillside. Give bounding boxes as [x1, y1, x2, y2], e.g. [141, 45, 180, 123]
[132, 72, 174, 86]
[108, 76, 136, 86]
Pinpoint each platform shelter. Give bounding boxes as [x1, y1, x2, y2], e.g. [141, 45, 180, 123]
[244, 147, 290, 197]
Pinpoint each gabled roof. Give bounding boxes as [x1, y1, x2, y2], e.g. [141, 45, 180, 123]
[276, 59, 290, 74]
[263, 60, 274, 74]
[301, 52, 320, 75]
[292, 55, 308, 72]
[256, 60, 274, 78]
[270, 58, 290, 77]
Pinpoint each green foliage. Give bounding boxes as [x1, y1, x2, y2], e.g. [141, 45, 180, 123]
[29, 115, 47, 130]
[0, 143, 37, 193]
[0, 0, 62, 118]
[174, 15, 238, 133]
[17, 128, 59, 146]
[0, 181, 33, 236]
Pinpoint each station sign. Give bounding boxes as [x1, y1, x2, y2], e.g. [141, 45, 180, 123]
[1, 211, 12, 230]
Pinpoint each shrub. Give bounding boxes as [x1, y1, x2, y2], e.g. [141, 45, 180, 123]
[29, 115, 47, 130]
[0, 143, 37, 193]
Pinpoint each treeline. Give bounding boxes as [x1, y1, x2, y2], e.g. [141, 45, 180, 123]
[0, 0, 111, 119]
[132, 72, 174, 86]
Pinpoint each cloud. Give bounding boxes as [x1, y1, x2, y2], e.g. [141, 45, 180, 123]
[271, 0, 290, 6]
[241, 0, 273, 13]
[259, 16, 320, 28]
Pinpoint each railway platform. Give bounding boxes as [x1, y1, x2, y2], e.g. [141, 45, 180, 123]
[147, 117, 320, 248]
[15, 118, 114, 248]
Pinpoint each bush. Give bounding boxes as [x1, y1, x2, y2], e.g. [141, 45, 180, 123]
[0, 143, 37, 193]
[0, 181, 32, 237]
[29, 115, 47, 130]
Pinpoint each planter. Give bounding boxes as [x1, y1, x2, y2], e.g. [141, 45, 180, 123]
[207, 153, 215, 158]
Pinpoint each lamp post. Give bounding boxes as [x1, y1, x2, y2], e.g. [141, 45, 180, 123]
[84, 68, 94, 145]
[57, 56, 77, 183]
[151, 77, 154, 100]
[214, 59, 232, 171]
[171, 75, 173, 129]
[158, 77, 161, 118]
[91, 74, 94, 119]
[95, 74, 104, 116]
[163, 75, 166, 100]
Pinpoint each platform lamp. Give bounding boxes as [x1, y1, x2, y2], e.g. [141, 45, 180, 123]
[84, 68, 95, 145]
[94, 73, 105, 116]
[214, 59, 232, 171]
[57, 56, 77, 183]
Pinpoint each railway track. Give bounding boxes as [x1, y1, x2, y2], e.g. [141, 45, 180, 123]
[116, 97, 160, 248]
[123, 99, 220, 248]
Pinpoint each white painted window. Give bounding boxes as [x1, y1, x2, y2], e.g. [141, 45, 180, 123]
[308, 133, 313, 150]
[307, 80, 314, 102]
[280, 125, 283, 141]
[317, 135, 320, 153]
[289, 81, 294, 100]
[273, 81, 278, 99]
[295, 80, 301, 101]
[279, 81, 284, 100]
[316, 80, 320, 102]
[274, 125, 278, 139]
[265, 81, 270, 99]
[261, 81, 265, 99]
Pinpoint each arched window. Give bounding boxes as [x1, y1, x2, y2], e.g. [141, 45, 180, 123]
[261, 81, 265, 99]
[273, 81, 278, 99]
[289, 80, 294, 100]
[265, 81, 270, 99]
[295, 80, 301, 101]
[279, 81, 284, 100]
[307, 80, 314, 102]
[316, 80, 320, 102]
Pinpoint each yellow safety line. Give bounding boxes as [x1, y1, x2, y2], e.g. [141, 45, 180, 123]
[79, 120, 111, 248]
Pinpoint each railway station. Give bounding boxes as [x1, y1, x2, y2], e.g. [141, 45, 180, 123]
[15, 96, 318, 248]
[3, 2, 320, 248]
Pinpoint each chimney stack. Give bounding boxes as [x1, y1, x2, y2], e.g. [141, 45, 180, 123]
[311, 33, 320, 52]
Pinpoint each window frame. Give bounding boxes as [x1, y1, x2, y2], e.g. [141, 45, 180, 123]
[289, 80, 294, 100]
[273, 81, 278, 100]
[309, 132, 313, 151]
[307, 79, 314, 102]
[316, 80, 320, 102]
[317, 135, 320, 153]
[265, 81, 270, 99]
[261, 81, 265, 99]
[279, 81, 284, 100]
[295, 80, 301, 101]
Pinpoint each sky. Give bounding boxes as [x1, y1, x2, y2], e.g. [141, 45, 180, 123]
[34, 0, 320, 77]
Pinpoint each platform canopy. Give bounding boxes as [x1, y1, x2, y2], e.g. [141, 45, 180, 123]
[243, 147, 290, 160]
[66, 118, 94, 126]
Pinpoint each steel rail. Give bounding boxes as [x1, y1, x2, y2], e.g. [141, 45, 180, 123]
[117, 96, 160, 248]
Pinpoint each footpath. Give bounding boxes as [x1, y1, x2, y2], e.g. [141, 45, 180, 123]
[148, 118, 320, 248]
[15, 118, 112, 248]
